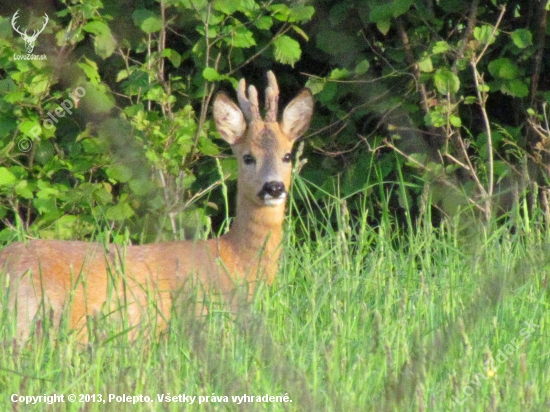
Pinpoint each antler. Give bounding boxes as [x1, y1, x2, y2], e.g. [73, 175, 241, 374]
[237, 71, 280, 123]
[11, 10, 26, 36]
[33, 13, 49, 38]
[237, 78, 261, 122]
[265, 71, 279, 123]
[11, 10, 48, 39]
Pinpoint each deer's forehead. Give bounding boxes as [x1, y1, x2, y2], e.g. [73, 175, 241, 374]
[244, 123, 290, 153]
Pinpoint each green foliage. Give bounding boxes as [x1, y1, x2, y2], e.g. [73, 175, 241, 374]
[2, 0, 550, 236]
[299, 0, 550, 223]
[2, 187, 550, 411]
[0, 1, 314, 241]
[433, 68, 460, 95]
[273, 35, 301, 67]
[2, 2, 550, 410]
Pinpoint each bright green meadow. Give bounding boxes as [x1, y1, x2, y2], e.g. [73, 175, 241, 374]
[1, 176, 549, 412]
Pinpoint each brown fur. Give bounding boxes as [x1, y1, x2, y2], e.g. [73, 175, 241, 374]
[0, 72, 314, 341]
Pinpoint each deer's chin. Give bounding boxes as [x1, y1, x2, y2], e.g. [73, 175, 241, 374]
[262, 194, 286, 207]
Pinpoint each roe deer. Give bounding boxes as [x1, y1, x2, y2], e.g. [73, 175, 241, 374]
[0, 71, 314, 340]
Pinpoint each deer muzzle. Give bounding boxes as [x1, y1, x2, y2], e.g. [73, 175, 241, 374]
[258, 181, 287, 206]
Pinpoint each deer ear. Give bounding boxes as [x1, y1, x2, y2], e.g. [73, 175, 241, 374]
[281, 88, 314, 142]
[213, 92, 246, 144]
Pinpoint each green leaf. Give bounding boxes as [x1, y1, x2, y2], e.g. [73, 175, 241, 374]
[52, 215, 79, 240]
[144, 85, 166, 102]
[83, 84, 116, 113]
[19, 119, 42, 138]
[106, 164, 133, 183]
[433, 68, 460, 95]
[317, 81, 337, 104]
[83, 21, 109, 36]
[474, 25, 498, 44]
[213, 0, 240, 14]
[143, 84, 171, 102]
[376, 20, 391, 35]
[132, 10, 162, 33]
[503, 79, 529, 98]
[354, 60, 370, 75]
[124, 103, 144, 117]
[511, 29, 532, 49]
[129, 179, 155, 196]
[35, 141, 55, 165]
[83, 21, 116, 58]
[270, 4, 315, 23]
[227, 26, 256, 48]
[289, 5, 315, 22]
[393, 0, 414, 16]
[370, 0, 412, 22]
[77, 58, 101, 85]
[305, 78, 325, 95]
[105, 202, 134, 221]
[418, 56, 433, 73]
[370, 3, 393, 22]
[270, 4, 292, 21]
[33, 198, 57, 215]
[432, 41, 450, 54]
[291, 24, 309, 41]
[29, 74, 49, 95]
[3, 91, 26, 104]
[425, 111, 446, 127]
[141, 17, 162, 33]
[15, 180, 33, 199]
[254, 16, 273, 30]
[202, 67, 222, 82]
[91, 185, 113, 205]
[273, 35, 301, 67]
[162, 48, 182, 68]
[0, 167, 16, 187]
[450, 115, 462, 128]
[477, 83, 490, 92]
[329, 68, 349, 80]
[116, 70, 129, 82]
[488, 58, 519, 80]
[199, 135, 220, 156]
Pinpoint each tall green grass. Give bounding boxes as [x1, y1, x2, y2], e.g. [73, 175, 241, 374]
[1, 175, 549, 411]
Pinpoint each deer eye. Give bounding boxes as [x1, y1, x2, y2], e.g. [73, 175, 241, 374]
[243, 154, 256, 165]
[282, 153, 292, 163]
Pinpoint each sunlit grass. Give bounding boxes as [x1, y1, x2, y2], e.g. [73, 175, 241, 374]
[1, 176, 549, 411]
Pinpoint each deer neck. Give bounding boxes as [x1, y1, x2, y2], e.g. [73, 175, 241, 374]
[221, 194, 286, 283]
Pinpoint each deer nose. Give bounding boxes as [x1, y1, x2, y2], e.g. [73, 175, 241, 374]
[262, 181, 286, 198]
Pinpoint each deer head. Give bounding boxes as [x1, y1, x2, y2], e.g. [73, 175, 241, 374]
[213, 72, 314, 210]
[12, 10, 49, 54]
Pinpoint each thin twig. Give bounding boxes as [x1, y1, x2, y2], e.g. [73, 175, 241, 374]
[471, 65, 493, 220]
[475, 6, 506, 65]
[453, 0, 479, 67]
[471, 5, 506, 220]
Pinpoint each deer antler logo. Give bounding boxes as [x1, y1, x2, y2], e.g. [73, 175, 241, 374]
[11, 10, 49, 54]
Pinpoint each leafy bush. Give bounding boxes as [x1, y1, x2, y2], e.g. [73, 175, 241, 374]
[0, 1, 314, 242]
[300, 1, 550, 225]
[2, 1, 550, 242]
